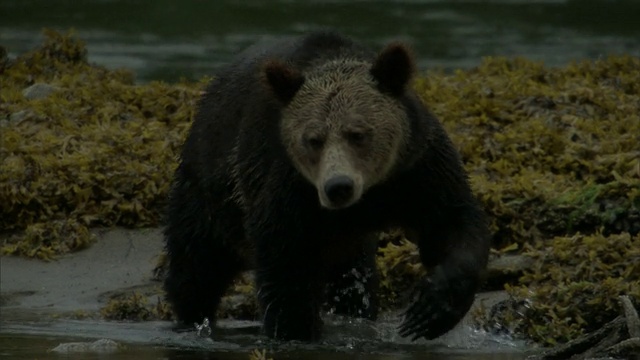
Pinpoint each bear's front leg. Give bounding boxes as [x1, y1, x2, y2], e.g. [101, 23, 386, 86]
[255, 253, 325, 341]
[246, 210, 325, 341]
[399, 205, 490, 341]
[163, 170, 246, 328]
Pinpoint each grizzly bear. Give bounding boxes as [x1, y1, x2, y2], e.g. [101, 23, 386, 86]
[163, 31, 490, 342]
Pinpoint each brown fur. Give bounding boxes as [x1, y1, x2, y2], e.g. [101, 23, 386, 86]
[277, 58, 410, 208]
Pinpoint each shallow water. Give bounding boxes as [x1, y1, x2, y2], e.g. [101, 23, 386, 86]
[0, 312, 532, 359]
[1, 0, 639, 82]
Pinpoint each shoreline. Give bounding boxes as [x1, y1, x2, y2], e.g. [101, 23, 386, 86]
[1, 227, 164, 318]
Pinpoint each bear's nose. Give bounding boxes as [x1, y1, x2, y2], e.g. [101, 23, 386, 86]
[324, 175, 355, 206]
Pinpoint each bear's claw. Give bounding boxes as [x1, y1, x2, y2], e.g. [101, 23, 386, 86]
[398, 275, 474, 341]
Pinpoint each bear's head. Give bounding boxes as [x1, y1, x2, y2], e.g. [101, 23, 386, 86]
[262, 43, 416, 209]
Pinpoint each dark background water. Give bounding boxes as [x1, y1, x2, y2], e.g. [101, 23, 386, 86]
[1, 0, 639, 83]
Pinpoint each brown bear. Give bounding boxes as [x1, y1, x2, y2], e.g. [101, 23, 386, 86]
[163, 31, 490, 342]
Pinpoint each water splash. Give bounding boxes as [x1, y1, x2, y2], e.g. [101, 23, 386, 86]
[194, 317, 212, 338]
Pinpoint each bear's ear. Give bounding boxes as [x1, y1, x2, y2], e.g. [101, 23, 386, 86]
[261, 60, 305, 104]
[370, 42, 416, 97]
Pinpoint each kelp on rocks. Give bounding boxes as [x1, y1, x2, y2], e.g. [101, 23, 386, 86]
[1, 30, 639, 347]
[1, 29, 205, 259]
[414, 56, 640, 248]
[477, 232, 640, 346]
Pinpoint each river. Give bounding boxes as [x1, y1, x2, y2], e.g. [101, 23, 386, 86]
[1, 0, 639, 83]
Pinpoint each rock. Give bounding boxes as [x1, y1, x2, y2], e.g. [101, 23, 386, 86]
[22, 83, 59, 100]
[483, 254, 535, 290]
[8, 110, 34, 125]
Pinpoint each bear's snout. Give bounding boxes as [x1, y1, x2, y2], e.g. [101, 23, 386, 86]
[323, 175, 355, 208]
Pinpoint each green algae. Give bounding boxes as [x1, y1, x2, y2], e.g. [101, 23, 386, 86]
[1, 30, 639, 346]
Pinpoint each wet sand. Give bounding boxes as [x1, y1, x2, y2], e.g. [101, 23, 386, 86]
[0, 227, 165, 318]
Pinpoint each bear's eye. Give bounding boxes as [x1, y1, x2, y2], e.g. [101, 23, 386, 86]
[345, 131, 368, 146]
[304, 135, 325, 150]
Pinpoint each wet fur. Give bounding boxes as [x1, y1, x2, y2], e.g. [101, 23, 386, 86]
[163, 31, 490, 341]
[279, 59, 409, 208]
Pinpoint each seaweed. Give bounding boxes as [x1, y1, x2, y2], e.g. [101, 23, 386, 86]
[1, 218, 94, 260]
[249, 349, 274, 360]
[414, 55, 640, 247]
[100, 292, 172, 321]
[3, 30, 638, 257]
[1, 29, 205, 258]
[375, 229, 425, 309]
[477, 232, 640, 346]
[216, 273, 259, 320]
